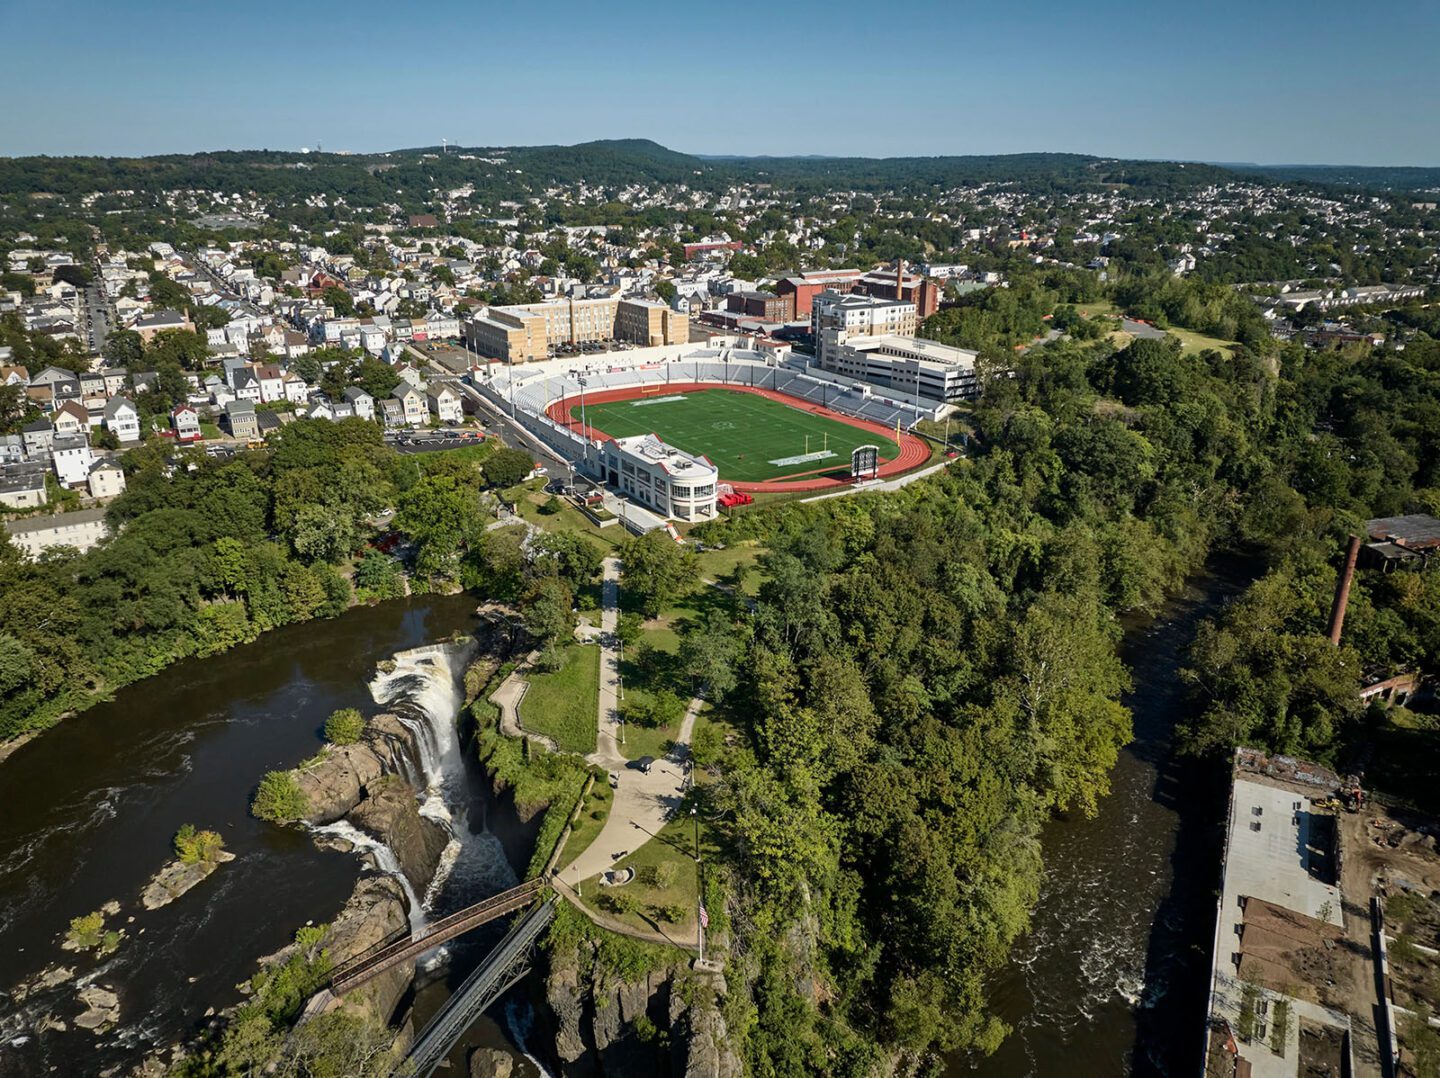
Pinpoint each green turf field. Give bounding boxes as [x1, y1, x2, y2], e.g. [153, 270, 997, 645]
[570, 388, 899, 483]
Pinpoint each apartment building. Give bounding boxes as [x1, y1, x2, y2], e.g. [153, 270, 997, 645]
[812, 291, 917, 342]
[466, 296, 689, 362]
[614, 299, 689, 347]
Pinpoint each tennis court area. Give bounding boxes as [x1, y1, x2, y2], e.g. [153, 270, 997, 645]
[566, 387, 901, 484]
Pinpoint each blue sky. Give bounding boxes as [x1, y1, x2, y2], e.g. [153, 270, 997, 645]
[2, 0, 1437, 164]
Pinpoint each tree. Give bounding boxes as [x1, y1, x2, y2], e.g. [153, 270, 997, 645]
[324, 708, 366, 745]
[620, 532, 698, 617]
[322, 285, 355, 317]
[395, 475, 484, 583]
[483, 446, 535, 489]
[678, 610, 744, 700]
[102, 328, 143, 366]
[145, 328, 209, 371]
[533, 531, 603, 589]
[173, 823, 225, 863]
[252, 770, 309, 823]
[523, 577, 575, 644]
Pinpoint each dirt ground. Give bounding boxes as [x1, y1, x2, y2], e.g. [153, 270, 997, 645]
[1340, 802, 1440, 1071]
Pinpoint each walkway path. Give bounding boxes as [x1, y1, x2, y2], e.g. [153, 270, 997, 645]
[489, 651, 560, 754]
[556, 556, 701, 890]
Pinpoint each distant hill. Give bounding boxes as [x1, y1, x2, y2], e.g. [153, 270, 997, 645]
[0, 140, 1435, 204]
[1229, 163, 1440, 193]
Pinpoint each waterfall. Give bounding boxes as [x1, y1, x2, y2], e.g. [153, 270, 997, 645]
[311, 820, 427, 935]
[315, 638, 518, 949]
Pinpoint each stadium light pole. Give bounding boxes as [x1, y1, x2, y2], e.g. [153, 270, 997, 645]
[577, 376, 590, 464]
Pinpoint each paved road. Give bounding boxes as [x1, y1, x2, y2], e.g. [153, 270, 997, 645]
[83, 284, 112, 355]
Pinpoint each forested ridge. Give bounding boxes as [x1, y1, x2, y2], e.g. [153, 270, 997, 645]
[673, 314, 1440, 1069]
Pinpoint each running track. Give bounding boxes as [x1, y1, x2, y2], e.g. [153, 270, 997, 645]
[543, 383, 931, 492]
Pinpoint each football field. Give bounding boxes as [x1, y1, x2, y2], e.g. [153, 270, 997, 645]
[568, 388, 900, 483]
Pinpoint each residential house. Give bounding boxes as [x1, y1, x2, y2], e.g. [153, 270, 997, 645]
[391, 383, 427, 426]
[225, 400, 260, 441]
[51, 400, 89, 437]
[255, 364, 285, 403]
[88, 460, 127, 500]
[0, 467, 46, 510]
[0, 364, 29, 387]
[172, 404, 202, 442]
[232, 368, 263, 403]
[0, 434, 23, 464]
[51, 432, 94, 487]
[100, 368, 128, 397]
[282, 371, 309, 404]
[21, 419, 54, 458]
[4, 507, 109, 558]
[427, 383, 464, 424]
[103, 397, 141, 444]
[342, 386, 374, 421]
[134, 309, 194, 342]
[378, 397, 405, 429]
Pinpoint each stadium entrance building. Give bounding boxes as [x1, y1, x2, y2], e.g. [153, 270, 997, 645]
[598, 433, 719, 522]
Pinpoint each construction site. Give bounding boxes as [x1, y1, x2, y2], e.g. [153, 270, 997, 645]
[1204, 747, 1440, 1077]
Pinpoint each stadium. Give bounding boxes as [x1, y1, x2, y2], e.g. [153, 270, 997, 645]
[479, 341, 937, 513]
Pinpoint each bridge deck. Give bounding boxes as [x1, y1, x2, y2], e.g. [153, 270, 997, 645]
[330, 877, 545, 994]
[406, 899, 558, 1078]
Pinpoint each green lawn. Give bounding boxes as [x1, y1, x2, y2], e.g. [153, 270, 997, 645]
[199, 421, 222, 439]
[520, 643, 600, 754]
[558, 775, 614, 868]
[1162, 324, 1237, 358]
[578, 814, 719, 937]
[571, 388, 900, 484]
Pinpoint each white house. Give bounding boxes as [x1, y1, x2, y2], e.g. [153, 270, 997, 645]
[172, 404, 202, 442]
[255, 364, 286, 403]
[88, 459, 127, 500]
[391, 383, 427, 426]
[427, 384, 463, 425]
[282, 371, 309, 403]
[342, 386, 375, 421]
[51, 433, 95, 487]
[103, 397, 141, 444]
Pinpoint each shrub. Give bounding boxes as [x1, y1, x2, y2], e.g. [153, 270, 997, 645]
[174, 823, 225, 864]
[252, 770, 309, 824]
[657, 903, 688, 925]
[66, 911, 105, 951]
[323, 708, 366, 745]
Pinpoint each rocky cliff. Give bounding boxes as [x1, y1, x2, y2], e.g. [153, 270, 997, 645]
[295, 713, 420, 825]
[349, 777, 449, 894]
[318, 874, 412, 1022]
[541, 943, 741, 1078]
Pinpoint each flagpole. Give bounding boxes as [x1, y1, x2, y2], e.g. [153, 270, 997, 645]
[692, 804, 703, 962]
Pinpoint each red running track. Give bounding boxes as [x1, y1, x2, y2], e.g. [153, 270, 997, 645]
[543, 383, 931, 493]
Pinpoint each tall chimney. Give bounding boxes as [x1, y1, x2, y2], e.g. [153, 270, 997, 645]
[1327, 534, 1362, 646]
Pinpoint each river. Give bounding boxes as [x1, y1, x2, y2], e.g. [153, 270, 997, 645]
[0, 562, 1251, 1078]
[0, 595, 539, 1077]
[964, 558, 1254, 1076]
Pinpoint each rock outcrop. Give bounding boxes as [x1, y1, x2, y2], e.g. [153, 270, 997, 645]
[349, 778, 449, 894]
[141, 850, 236, 910]
[541, 944, 741, 1078]
[319, 874, 412, 1022]
[469, 1047, 516, 1078]
[74, 983, 120, 1032]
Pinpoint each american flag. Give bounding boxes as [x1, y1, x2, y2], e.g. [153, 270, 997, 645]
[698, 903, 709, 930]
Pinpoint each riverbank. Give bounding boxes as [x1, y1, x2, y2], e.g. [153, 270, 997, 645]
[0, 594, 481, 1075]
[961, 555, 1258, 1076]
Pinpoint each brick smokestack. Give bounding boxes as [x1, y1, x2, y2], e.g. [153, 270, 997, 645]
[1327, 534, 1362, 646]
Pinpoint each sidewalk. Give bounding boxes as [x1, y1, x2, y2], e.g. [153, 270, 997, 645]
[556, 556, 700, 890]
